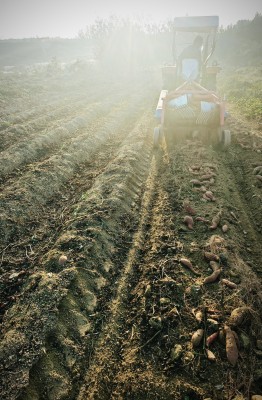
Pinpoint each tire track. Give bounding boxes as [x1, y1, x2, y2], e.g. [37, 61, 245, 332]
[79, 138, 262, 400]
[76, 150, 183, 400]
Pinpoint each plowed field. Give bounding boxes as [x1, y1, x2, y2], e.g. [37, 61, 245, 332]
[0, 69, 262, 400]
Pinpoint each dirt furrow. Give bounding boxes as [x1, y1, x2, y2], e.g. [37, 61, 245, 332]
[0, 87, 152, 247]
[0, 74, 130, 151]
[0, 111, 153, 400]
[0, 87, 117, 153]
[0, 93, 128, 181]
[77, 148, 158, 400]
[0, 73, 100, 126]
[79, 138, 261, 400]
[0, 89, 155, 327]
[1, 67, 261, 400]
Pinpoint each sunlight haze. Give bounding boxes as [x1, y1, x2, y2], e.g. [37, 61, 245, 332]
[0, 0, 261, 39]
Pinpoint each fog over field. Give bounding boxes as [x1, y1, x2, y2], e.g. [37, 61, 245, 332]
[0, 2, 262, 400]
[0, 0, 262, 38]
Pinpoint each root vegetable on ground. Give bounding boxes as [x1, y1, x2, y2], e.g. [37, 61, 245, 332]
[206, 331, 219, 347]
[183, 215, 194, 229]
[190, 179, 202, 186]
[191, 329, 204, 347]
[183, 200, 196, 215]
[221, 278, 237, 289]
[200, 173, 216, 180]
[203, 269, 221, 284]
[210, 211, 222, 230]
[204, 191, 216, 201]
[206, 349, 216, 361]
[253, 166, 262, 174]
[190, 165, 201, 171]
[204, 252, 219, 262]
[58, 255, 68, 265]
[222, 224, 229, 232]
[180, 258, 200, 275]
[227, 306, 251, 327]
[196, 216, 209, 223]
[224, 325, 238, 366]
[192, 309, 203, 322]
[203, 193, 212, 201]
[210, 261, 220, 271]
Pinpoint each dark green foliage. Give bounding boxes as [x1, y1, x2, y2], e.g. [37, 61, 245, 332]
[216, 13, 262, 66]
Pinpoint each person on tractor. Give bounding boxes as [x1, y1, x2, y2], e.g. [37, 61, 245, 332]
[178, 35, 203, 82]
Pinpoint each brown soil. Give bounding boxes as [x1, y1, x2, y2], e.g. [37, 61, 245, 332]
[0, 68, 261, 400]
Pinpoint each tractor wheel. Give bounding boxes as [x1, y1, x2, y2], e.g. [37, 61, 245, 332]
[215, 127, 231, 149]
[222, 129, 231, 146]
[219, 129, 231, 147]
[153, 127, 161, 149]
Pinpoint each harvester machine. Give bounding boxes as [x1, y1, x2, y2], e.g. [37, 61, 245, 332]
[154, 16, 231, 148]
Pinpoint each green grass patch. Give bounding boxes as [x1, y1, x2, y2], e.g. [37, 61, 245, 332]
[219, 68, 262, 122]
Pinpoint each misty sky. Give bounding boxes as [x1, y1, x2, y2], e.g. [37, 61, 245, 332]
[0, 0, 261, 39]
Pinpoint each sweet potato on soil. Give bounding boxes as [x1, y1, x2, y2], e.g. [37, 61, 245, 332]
[194, 309, 203, 322]
[209, 261, 220, 271]
[210, 211, 222, 230]
[200, 173, 216, 180]
[203, 269, 221, 284]
[221, 278, 237, 289]
[203, 193, 212, 201]
[58, 255, 68, 265]
[222, 224, 229, 232]
[196, 216, 209, 223]
[183, 200, 196, 215]
[206, 331, 219, 347]
[190, 165, 201, 171]
[191, 329, 204, 347]
[253, 165, 262, 174]
[224, 325, 238, 366]
[201, 180, 213, 186]
[184, 215, 194, 229]
[227, 306, 250, 327]
[190, 179, 202, 186]
[207, 318, 220, 328]
[180, 258, 200, 275]
[204, 190, 216, 201]
[204, 252, 219, 262]
[206, 348, 216, 361]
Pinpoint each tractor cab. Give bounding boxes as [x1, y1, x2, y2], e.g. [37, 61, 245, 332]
[154, 16, 231, 149]
[162, 16, 221, 91]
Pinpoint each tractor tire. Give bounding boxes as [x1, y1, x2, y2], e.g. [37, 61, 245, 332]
[222, 129, 231, 146]
[219, 129, 231, 147]
[153, 127, 161, 149]
[215, 127, 231, 149]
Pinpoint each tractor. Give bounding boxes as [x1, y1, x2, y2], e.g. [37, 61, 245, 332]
[154, 16, 231, 148]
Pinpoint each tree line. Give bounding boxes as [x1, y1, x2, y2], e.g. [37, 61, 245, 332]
[78, 13, 262, 68]
[0, 13, 261, 68]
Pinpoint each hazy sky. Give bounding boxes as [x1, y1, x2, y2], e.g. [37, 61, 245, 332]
[0, 0, 261, 39]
